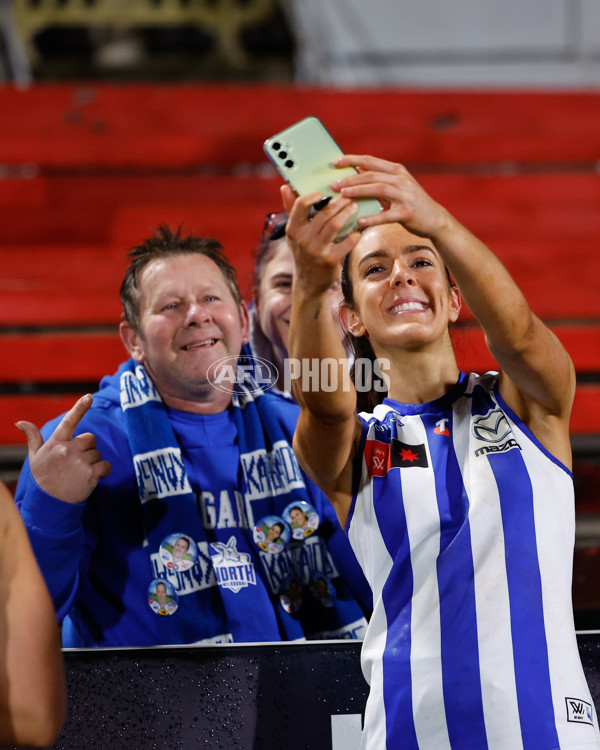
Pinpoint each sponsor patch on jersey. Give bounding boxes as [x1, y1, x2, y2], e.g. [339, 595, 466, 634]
[364, 438, 429, 475]
[434, 418, 450, 437]
[390, 439, 428, 468]
[364, 438, 390, 477]
[472, 408, 522, 458]
[472, 409, 512, 443]
[566, 697, 594, 725]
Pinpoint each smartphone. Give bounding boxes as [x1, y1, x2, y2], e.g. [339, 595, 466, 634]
[263, 116, 382, 240]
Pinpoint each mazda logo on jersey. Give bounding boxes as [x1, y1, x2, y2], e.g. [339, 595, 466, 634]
[472, 409, 511, 443]
[364, 437, 428, 477]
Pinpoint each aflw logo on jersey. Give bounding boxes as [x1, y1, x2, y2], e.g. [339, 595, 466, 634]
[364, 438, 429, 477]
[473, 409, 522, 458]
[566, 697, 594, 725]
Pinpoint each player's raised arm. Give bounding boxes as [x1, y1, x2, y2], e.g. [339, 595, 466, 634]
[283, 187, 363, 522]
[332, 154, 574, 464]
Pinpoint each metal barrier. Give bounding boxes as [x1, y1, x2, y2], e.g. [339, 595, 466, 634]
[7, 633, 600, 750]
[51, 641, 368, 750]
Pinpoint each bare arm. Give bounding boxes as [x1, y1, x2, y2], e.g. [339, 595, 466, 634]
[333, 155, 575, 465]
[283, 187, 363, 524]
[0, 480, 66, 747]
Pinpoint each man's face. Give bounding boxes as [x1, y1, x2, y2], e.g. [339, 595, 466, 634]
[121, 254, 249, 410]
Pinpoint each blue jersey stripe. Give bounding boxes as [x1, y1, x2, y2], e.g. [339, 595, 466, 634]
[424, 413, 489, 750]
[354, 377, 597, 750]
[490, 450, 559, 750]
[373, 474, 420, 749]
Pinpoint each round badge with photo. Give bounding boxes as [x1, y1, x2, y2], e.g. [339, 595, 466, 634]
[309, 574, 336, 609]
[279, 575, 305, 616]
[283, 500, 320, 541]
[159, 533, 198, 572]
[253, 515, 290, 554]
[148, 578, 179, 616]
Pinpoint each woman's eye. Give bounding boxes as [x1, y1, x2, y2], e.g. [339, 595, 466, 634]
[365, 265, 384, 277]
[414, 259, 433, 268]
[161, 303, 177, 311]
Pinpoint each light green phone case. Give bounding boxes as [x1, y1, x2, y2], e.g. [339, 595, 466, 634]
[264, 116, 382, 239]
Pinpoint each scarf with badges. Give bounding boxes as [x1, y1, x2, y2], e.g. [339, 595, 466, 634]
[118, 359, 363, 642]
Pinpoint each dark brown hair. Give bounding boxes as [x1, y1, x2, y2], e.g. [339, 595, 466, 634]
[340, 238, 456, 411]
[120, 224, 242, 331]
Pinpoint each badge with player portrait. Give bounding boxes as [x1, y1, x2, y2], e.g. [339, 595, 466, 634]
[159, 533, 198, 572]
[253, 515, 290, 554]
[148, 578, 179, 616]
[282, 500, 319, 540]
[308, 574, 336, 609]
[279, 575, 305, 616]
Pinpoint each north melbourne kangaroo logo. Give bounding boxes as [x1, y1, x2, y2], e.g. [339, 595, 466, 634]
[210, 536, 257, 593]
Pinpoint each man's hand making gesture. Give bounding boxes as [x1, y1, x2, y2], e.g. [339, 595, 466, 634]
[17, 394, 111, 504]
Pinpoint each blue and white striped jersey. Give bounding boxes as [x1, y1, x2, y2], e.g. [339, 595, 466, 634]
[348, 372, 600, 750]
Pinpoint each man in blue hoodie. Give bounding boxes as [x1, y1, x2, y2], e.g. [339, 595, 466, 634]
[15, 225, 370, 648]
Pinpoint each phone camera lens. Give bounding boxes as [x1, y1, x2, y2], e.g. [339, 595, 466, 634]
[285, 160, 294, 169]
[272, 142, 281, 151]
[278, 151, 288, 159]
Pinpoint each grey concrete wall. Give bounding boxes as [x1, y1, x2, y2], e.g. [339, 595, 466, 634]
[283, 0, 600, 87]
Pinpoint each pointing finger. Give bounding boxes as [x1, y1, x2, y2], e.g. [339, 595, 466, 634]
[52, 394, 94, 442]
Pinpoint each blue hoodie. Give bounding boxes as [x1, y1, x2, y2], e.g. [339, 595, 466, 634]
[16, 362, 371, 647]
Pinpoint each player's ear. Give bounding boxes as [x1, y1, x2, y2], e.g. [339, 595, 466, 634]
[340, 305, 366, 338]
[120, 319, 146, 363]
[448, 286, 462, 323]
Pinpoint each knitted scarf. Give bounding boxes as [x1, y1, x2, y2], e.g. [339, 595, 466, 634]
[118, 359, 326, 641]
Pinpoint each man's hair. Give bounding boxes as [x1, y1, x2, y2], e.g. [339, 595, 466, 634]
[120, 224, 243, 331]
